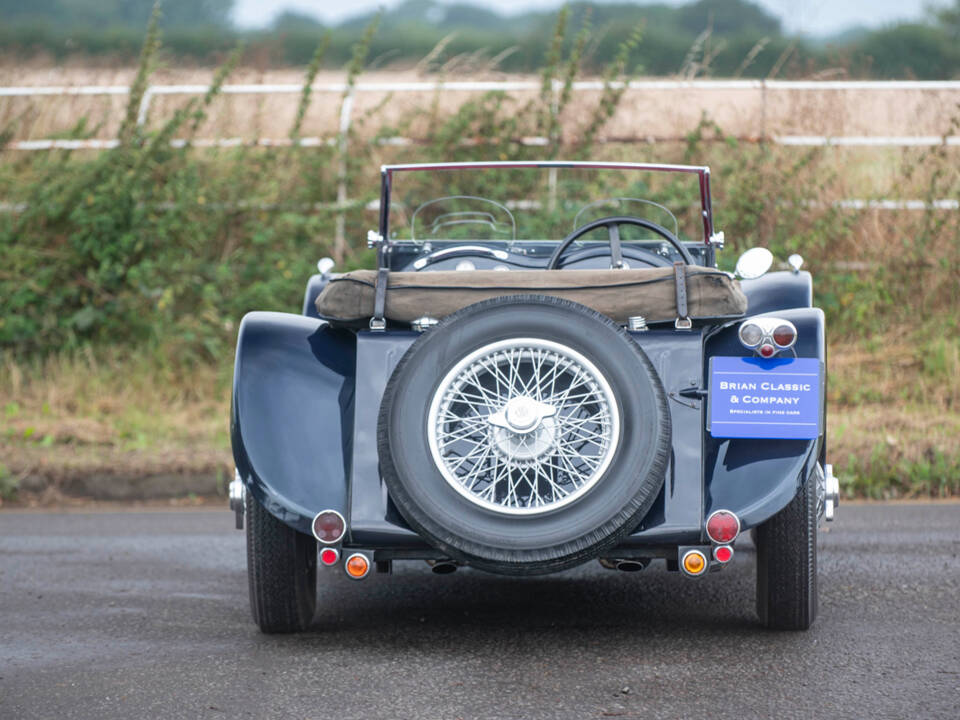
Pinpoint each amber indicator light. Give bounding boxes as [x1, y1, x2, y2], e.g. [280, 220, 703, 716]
[682, 550, 707, 576]
[345, 553, 370, 579]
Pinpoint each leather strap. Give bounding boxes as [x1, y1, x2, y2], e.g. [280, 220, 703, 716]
[673, 261, 691, 329]
[608, 222, 624, 269]
[370, 267, 389, 330]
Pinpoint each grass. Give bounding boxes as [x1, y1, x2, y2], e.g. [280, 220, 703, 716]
[0, 349, 232, 503]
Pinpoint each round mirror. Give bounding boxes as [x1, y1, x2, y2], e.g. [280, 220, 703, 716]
[787, 253, 804, 273]
[735, 247, 774, 279]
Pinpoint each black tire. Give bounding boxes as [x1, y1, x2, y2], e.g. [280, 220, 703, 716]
[378, 295, 671, 576]
[756, 474, 818, 630]
[246, 493, 317, 633]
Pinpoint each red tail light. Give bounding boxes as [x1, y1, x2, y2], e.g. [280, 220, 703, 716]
[713, 545, 734, 563]
[312, 510, 346, 544]
[706, 510, 740, 544]
[738, 318, 797, 357]
[773, 324, 797, 348]
[319, 548, 340, 566]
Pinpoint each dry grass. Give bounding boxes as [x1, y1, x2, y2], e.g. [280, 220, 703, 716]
[0, 350, 232, 500]
[2, 331, 957, 502]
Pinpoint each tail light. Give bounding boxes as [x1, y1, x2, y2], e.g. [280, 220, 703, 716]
[312, 510, 346, 544]
[680, 549, 707, 577]
[713, 545, 734, 563]
[738, 317, 797, 357]
[344, 553, 371, 580]
[319, 548, 340, 566]
[772, 324, 796, 348]
[706, 510, 741, 544]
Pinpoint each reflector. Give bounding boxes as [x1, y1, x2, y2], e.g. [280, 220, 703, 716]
[713, 545, 733, 563]
[706, 510, 740, 544]
[773, 324, 796, 348]
[312, 510, 346, 544]
[759, 344, 775, 358]
[319, 548, 339, 566]
[739, 322, 763, 347]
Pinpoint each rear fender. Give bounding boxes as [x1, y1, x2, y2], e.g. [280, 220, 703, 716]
[703, 307, 826, 528]
[232, 312, 355, 534]
[740, 271, 812, 314]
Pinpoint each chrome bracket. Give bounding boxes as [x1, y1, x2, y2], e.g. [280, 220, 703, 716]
[229, 469, 246, 530]
[366, 230, 383, 249]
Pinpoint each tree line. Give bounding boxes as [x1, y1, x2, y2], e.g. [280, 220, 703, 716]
[1, 0, 959, 79]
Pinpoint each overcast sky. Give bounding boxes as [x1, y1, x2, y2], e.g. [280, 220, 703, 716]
[234, 0, 950, 36]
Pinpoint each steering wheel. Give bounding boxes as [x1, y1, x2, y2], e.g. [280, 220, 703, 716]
[547, 216, 695, 270]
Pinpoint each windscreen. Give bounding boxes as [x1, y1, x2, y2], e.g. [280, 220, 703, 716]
[385, 166, 706, 246]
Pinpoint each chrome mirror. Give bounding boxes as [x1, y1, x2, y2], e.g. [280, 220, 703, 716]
[787, 254, 804, 274]
[735, 247, 774, 280]
[317, 257, 335, 277]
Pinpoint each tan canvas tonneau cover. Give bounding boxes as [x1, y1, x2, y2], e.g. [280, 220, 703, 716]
[315, 267, 746, 325]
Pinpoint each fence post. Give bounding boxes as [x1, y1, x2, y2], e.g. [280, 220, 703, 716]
[334, 87, 355, 263]
[136, 86, 154, 126]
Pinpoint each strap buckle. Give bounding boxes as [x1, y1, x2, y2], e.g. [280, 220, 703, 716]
[673, 261, 692, 331]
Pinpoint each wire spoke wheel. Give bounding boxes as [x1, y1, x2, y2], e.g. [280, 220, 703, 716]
[428, 338, 620, 515]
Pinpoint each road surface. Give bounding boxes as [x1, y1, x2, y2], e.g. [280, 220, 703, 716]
[1, 503, 958, 719]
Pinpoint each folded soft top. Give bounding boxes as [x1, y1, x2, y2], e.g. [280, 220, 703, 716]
[315, 266, 747, 326]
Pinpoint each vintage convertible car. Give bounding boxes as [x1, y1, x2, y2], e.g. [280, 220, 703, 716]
[229, 161, 839, 633]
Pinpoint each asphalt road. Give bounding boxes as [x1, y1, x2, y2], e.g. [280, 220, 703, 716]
[1, 504, 958, 720]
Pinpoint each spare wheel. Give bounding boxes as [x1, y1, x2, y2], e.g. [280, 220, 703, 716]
[377, 294, 671, 575]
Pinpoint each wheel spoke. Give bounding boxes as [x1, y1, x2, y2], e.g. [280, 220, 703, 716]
[430, 338, 619, 514]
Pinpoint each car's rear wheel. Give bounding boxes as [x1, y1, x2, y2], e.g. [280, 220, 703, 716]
[755, 474, 818, 630]
[378, 295, 671, 575]
[246, 493, 317, 633]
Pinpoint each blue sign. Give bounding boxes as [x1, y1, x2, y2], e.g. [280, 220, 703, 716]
[709, 356, 822, 439]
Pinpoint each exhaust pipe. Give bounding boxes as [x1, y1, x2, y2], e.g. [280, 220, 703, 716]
[599, 558, 648, 572]
[428, 560, 458, 574]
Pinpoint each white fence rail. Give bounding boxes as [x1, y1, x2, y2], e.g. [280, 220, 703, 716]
[4, 79, 960, 150]
[3, 80, 958, 224]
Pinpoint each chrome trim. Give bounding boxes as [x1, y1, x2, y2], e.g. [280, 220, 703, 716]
[344, 552, 371, 580]
[412, 316, 439, 332]
[738, 317, 797, 355]
[366, 230, 383, 249]
[311, 509, 347, 545]
[316, 257, 335, 277]
[627, 316, 648, 331]
[824, 463, 840, 522]
[411, 246, 510, 270]
[229, 470, 245, 530]
[705, 509, 741, 544]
